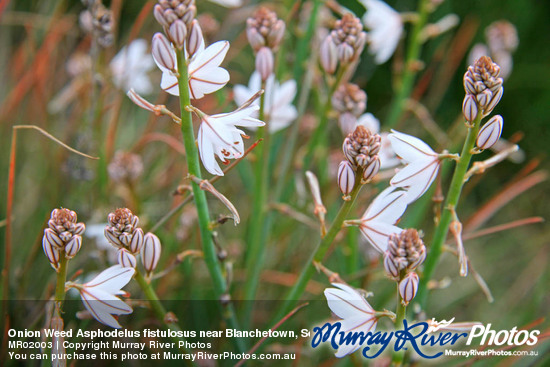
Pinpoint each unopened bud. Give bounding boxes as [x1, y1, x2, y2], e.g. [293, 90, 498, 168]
[128, 228, 144, 254]
[464, 75, 476, 95]
[320, 37, 338, 74]
[154, 4, 169, 28]
[476, 89, 493, 109]
[152, 33, 176, 71]
[187, 20, 204, 57]
[142, 233, 162, 274]
[127, 89, 155, 112]
[362, 157, 380, 182]
[44, 228, 64, 249]
[337, 161, 355, 198]
[476, 115, 503, 150]
[383, 251, 400, 279]
[246, 27, 265, 51]
[485, 86, 503, 114]
[255, 47, 274, 82]
[117, 248, 137, 268]
[399, 272, 419, 306]
[169, 20, 187, 49]
[462, 94, 478, 122]
[43, 237, 60, 271]
[64, 235, 82, 259]
[104, 227, 123, 248]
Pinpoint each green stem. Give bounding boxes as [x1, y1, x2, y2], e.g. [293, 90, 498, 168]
[243, 85, 268, 320]
[175, 48, 245, 353]
[385, 0, 431, 128]
[273, 177, 364, 322]
[417, 115, 482, 307]
[54, 256, 68, 307]
[392, 290, 407, 366]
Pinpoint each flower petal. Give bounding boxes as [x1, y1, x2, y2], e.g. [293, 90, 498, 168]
[160, 72, 179, 96]
[198, 126, 224, 176]
[363, 186, 408, 224]
[360, 221, 403, 252]
[324, 283, 374, 319]
[80, 288, 132, 329]
[188, 41, 230, 99]
[390, 159, 440, 203]
[84, 265, 135, 293]
[389, 130, 437, 163]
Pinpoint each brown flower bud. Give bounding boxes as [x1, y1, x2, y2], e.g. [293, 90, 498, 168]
[155, 0, 196, 29]
[342, 125, 381, 171]
[329, 13, 367, 65]
[332, 83, 367, 117]
[386, 229, 426, 272]
[246, 7, 285, 52]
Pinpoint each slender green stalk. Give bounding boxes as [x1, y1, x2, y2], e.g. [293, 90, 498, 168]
[175, 48, 245, 353]
[385, 0, 431, 128]
[54, 256, 68, 307]
[243, 86, 268, 320]
[417, 115, 482, 307]
[273, 177, 364, 322]
[392, 292, 407, 366]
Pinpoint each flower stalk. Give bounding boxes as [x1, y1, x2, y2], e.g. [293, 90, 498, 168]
[417, 113, 482, 306]
[175, 48, 245, 353]
[274, 171, 364, 321]
[54, 256, 68, 307]
[385, 0, 431, 128]
[392, 292, 407, 366]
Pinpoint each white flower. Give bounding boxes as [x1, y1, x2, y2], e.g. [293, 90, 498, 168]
[360, 0, 403, 64]
[233, 72, 297, 133]
[73, 265, 134, 329]
[359, 186, 408, 252]
[154, 40, 230, 100]
[356, 113, 400, 169]
[324, 283, 378, 358]
[197, 104, 265, 176]
[388, 130, 441, 203]
[207, 0, 242, 7]
[110, 39, 154, 94]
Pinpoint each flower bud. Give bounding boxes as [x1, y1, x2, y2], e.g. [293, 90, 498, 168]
[476, 89, 493, 109]
[399, 272, 419, 306]
[383, 251, 400, 279]
[169, 20, 187, 49]
[44, 228, 64, 249]
[485, 86, 503, 114]
[117, 248, 137, 268]
[153, 4, 169, 28]
[104, 227, 123, 248]
[152, 33, 176, 71]
[462, 94, 478, 122]
[142, 233, 162, 274]
[187, 19, 204, 58]
[128, 228, 144, 254]
[362, 157, 380, 182]
[476, 115, 503, 150]
[337, 161, 355, 197]
[43, 237, 60, 271]
[463, 75, 476, 95]
[246, 27, 265, 51]
[64, 235, 82, 259]
[337, 43, 354, 64]
[320, 37, 338, 74]
[127, 89, 156, 112]
[255, 47, 274, 82]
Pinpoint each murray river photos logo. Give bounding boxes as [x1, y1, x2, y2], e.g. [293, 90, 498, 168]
[311, 319, 540, 359]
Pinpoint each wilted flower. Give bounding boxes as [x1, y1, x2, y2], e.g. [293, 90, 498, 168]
[195, 103, 264, 176]
[388, 130, 441, 203]
[476, 115, 503, 150]
[360, 0, 403, 64]
[359, 187, 408, 252]
[324, 283, 378, 357]
[71, 265, 134, 329]
[110, 39, 154, 94]
[154, 38, 230, 100]
[233, 71, 297, 133]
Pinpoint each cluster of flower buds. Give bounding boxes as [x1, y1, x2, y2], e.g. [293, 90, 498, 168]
[104, 208, 162, 276]
[108, 151, 144, 184]
[383, 229, 426, 305]
[462, 56, 504, 123]
[332, 83, 367, 132]
[43, 208, 86, 271]
[153, 0, 203, 52]
[81, 0, 114, 48]
[338, 125, 381, 198]
[246, 7, 285, 81]
[320, 13, 367, 74]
